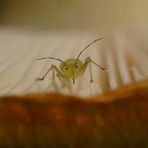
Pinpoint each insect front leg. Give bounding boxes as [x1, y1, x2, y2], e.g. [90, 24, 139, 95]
[87, 57, 106, 70]
[88, 61, 93, 83]
[81, 57, 106, 83]
[35, 65, 65, 82]
[35, 66, 52, 81]
[87, 57, 106, 83]
[80, 58, 93, 83]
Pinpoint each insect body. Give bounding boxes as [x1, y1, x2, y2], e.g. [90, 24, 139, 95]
[60, 58, 83, 79]
[36, 38, 106, 84]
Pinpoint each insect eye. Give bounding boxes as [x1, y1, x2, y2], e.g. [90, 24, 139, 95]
[65, 67, 69, 70]
[75, 65, 79, 69]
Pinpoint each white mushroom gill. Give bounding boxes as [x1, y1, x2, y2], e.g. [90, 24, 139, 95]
[0, 28, 148, 98]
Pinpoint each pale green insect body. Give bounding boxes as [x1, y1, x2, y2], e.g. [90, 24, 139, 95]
[60, 58, 83, 79]
[35, 38, 105, 84]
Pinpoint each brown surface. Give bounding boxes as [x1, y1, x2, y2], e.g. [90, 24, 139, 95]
[0, 80, 148, 147]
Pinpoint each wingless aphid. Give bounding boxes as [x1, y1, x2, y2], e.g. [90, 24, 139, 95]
[35, 38, 106, 84]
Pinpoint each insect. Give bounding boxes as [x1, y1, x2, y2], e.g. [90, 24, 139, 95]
[35, 38, 106, 84]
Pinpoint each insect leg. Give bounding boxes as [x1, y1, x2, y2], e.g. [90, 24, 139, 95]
[35, 64, 65, 82]
[53, 66, 73, 93]
[52, 65, 66, 78]
[88, 61, 93, 83]
[87, 57, 106, 70]
[52, 67, 55, 81]
[80, 57, 106, 83]
[35, 66, 53, 81]
[79, 58, 93, 83]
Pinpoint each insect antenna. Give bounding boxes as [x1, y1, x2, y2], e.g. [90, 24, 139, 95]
[36, 57, 69, 67]
[75, 37, 103, 64]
